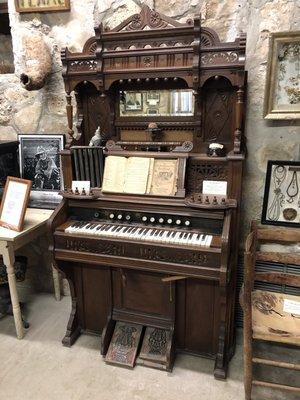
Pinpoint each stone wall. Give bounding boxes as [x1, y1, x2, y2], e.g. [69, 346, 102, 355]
[0, 33, 14, 73]
[0, 0, 299, 293]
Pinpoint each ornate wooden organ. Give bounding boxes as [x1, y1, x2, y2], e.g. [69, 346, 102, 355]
[49, 6, 247, 379]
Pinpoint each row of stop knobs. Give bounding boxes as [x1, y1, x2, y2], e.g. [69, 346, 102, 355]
[108, 213, 190, 226]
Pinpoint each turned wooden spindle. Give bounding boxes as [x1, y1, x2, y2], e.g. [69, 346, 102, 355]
[66, 92, 74, 147]
[234, 86, 244, 154]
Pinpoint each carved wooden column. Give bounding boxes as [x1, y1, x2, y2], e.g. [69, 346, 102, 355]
[66, 92, 74, 148]
[233, 86, 244, 154]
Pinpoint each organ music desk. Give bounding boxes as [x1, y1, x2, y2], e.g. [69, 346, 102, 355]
[49, 5, 247, 379]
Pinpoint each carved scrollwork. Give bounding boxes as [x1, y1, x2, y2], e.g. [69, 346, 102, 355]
[201, 51, 239, 65]
[88, 42, 97, 55]
[111, 5, 183, 32]
[69, 60, 97, 72]
[201, 34, 213, 47]
[187, 161, 228, 193]
[65, 239, 125, 256]
[139, 247, 208, 265]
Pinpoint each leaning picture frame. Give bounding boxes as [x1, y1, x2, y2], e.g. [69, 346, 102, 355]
[15, 0, 70, 13]
[18, 134, 64, 209]
[264, 31, 300, 120]
[261, 160, 300, 227]
[0, 177, 32, 232]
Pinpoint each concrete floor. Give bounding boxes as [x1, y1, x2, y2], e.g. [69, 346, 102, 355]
[0, 294, 298, 400]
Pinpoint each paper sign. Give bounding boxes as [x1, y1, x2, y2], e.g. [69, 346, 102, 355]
[283, 299, 300, 315]
[72, 181, 90, 195]
[202, 180, 227, 196]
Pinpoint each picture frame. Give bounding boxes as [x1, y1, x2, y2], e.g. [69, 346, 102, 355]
[264, 31, 300, 120]
[0, 177, 32, 232]
[124, 92, 143, 111]
[15, 0, 70, 13]
[261, 160, 300, 227]
[18, 134, 64, 209]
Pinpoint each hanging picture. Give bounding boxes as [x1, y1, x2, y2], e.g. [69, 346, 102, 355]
[18, 134, 64, 209]
[262, 160, 300, 227]
[264, 31, 300, 119]
[15, 0, 70, 13]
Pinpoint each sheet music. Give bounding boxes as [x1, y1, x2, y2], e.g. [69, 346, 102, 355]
[150, 159, 178, 196]
[123, 157, 151, 194]
[102, 156, 127, 193]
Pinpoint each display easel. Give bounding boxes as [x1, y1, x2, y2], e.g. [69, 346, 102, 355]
[243, 221, 300, 399]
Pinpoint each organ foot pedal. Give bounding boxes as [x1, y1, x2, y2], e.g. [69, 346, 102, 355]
[136, 327, 174, 372]
[104, 321, 174, 371]
[105, 322, 143, 368]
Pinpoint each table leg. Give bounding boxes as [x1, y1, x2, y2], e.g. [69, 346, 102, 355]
[52, 264, 61, 301]
[0, 243, 24, 339]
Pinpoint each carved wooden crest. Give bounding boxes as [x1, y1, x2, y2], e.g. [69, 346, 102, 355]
[109, 5, 189, 32]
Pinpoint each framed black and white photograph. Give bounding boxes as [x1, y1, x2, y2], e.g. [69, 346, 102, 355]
[18, 134, 64, 209]
[262, 160, 300, 227]
[124, 92, 143, 111]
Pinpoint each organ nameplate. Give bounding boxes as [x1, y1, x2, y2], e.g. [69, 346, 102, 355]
[202, 180, 227, 196]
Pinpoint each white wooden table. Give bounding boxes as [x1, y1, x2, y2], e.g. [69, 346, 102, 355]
[0, 208, 59, 339]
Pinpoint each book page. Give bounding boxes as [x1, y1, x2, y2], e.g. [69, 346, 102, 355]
[146, 158, 155, 194]
[123, 157, 151, 194]
[150, 159, 178, 196]
[102, 156, 127, 193]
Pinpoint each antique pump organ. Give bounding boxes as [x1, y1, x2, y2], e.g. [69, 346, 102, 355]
[49, 6, 247, 378]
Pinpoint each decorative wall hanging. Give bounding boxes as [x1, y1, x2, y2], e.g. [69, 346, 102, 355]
[262, 160, 300, 227]
[18, 134, 64, 209]
[264, 31, 300, 119]
[15, 0, 70, 13]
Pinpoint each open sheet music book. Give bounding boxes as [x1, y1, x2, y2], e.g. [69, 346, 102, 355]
[102, 156, 179, 196]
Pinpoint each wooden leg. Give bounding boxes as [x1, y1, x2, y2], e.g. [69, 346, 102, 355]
[0, 243, 24, 339]
[52, 264, 61, 301]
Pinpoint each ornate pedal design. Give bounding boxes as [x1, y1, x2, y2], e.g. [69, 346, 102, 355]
[105, 322, 143, 368]
[137, 327, 173, 371]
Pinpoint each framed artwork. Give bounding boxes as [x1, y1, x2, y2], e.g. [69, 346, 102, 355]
[18, 134, 64, 209]
[264, 31, 300, 119]
[15, 0, 70, 13]
[124, 92, 143, 111]
[262, 160, 300, 227]
[147, 91, 160, 105]
[0, 177, 32, 232]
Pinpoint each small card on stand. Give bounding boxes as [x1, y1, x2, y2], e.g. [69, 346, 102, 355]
[71, 181, 90, 195]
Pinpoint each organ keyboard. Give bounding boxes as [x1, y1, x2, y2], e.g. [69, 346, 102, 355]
[64, 221, 213, 247]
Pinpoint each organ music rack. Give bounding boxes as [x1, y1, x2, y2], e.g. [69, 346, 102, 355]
[49, 5, 247, 379]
